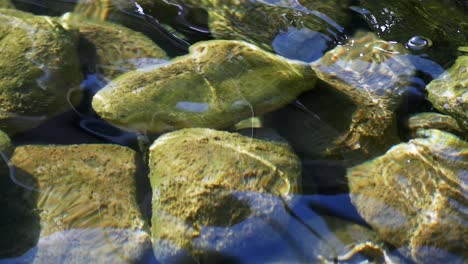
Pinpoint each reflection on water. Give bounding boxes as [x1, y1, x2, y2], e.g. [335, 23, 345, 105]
[0, 0, 466, 263]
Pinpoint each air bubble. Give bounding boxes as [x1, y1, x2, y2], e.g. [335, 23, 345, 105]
[406, 36, 432, 51]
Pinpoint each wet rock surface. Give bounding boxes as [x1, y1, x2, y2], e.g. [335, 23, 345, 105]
[61, 13, 169, 81]
[426, 53, 467, 131]
[348, 129, 468, 263]
[408, 112, 465, 137]
[92, 40, 315, 133]
[9, 144, 151, 263]
[148, 128, 301, 261]
[273, 31, 414, 164]
[0, 9, 82, 135]
[177, 0, 350, 56]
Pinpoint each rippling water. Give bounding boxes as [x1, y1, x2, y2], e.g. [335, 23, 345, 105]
[0, 0, 466, 263]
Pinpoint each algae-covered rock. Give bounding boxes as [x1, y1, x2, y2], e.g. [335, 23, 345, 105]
[149, 128, 301, 261]
[0, 129, 12, 157]
[10, 144, 151, 263]
[92, 40, 315, 133]
[179, 0, 350, 56]
[61, 13, 169, 80]
[408, 112, 465, 137]
[0, 0, 14, 8]
[348, 129, 468, 263]
[0, 9, 82, 135]
[426, 54, 467, 131]
[290, 31, 414, 162]
[356, 0, 467, 64]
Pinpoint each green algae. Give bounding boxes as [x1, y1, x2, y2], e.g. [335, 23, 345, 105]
[0, 0, 14, 9]
[0, 9, 82, 135]
[92, 40, 315, 133]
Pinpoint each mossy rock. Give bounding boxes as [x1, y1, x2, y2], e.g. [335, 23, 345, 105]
[0, 9, 82, 135]
[281, 31, 414, 164]
[74, 0, 155, 21]
[149, 128, 301, 261]
[178, 0, 350, 55]
[348, 129, 468, 263]
[92, 40, 315, 133]
[61, 12, 169, 81]
[9, 144, 151, 263]
[426, 54, 467, 131]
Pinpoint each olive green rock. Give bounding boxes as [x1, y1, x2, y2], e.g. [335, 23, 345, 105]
[426, 54, 467, 131]
[61, 13, 169, 80]
[408, 112, 465, 137]
[0, 9, 82, 135]
[358, 0, 467, 64]
[286, 31, 413, 163]
[92, 40, 315, 133]
[0, 129, 12, 157]
[10, 144, 151, 263]
[348, 129, 468, 263]
[149, 128, 301, 261]
[0, 0, 14, 8]
[179, 0, 350, 53]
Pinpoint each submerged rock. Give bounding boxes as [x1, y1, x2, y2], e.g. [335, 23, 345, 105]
[61, 13, 169, 81]
[92, 40, 315, 133]
[408, 112, 465, 137]
[0, 9, 82, 135]
[356, 0, 467, 64]
[10, 144, 151, 263]
[426, 53, 467, 131]
[74, 0, 154, 21]
[348, 129, 468, 263]
[279, 31, 414, 163]
[148, 128, 301, 262]
[178, 0, 350, 58]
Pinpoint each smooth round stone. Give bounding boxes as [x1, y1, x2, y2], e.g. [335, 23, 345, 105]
[61, 12, 169, 81]
[9, 144, 151, 263]
[92, 40, 315, 133]
[148, 128, 301, 262]
[0, 9, 82, 135]
[348, 129, 468, 263]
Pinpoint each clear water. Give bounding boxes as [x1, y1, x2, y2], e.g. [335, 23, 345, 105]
[0, 0, 466, 263]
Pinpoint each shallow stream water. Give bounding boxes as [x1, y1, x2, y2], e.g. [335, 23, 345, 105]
[0, 0, 467, 263]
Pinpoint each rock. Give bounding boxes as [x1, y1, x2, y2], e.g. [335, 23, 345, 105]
[74, 0, 154, 21]
[348, 129, 468, 263]
[408, 112, 465, 137]
[148, 128, 301, 262]
[0, 9, 82, 135]
[356, 0, 467, 64]
[426, 53, 467, 131]
[178, 0, 350, 58]
[0, 129, 12, 157]
[0, 0, 14, 8]
[10, 144, 151, 263]
[278, 31, 414, 164]
[92, 40, 315, 133]
[61, 13, 169, 81]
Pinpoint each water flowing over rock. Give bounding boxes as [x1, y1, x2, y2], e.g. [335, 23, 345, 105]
[408, 112, 465, 137]
[426, 53, 467, 131]
[92, 40, 315, 133]
[348, 129, 468, 263]
[148, 128, 301, 262]
[0, 9, 82, 135]
[9, 144, 151, 263]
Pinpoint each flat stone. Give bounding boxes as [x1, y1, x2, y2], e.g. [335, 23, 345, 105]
[10, 144, 151, 263]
